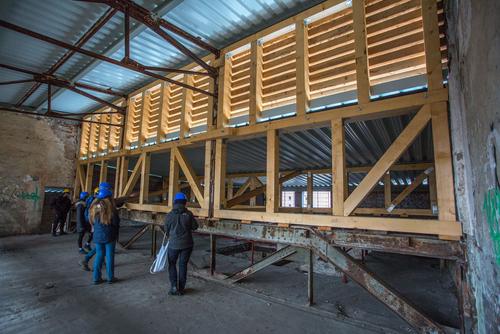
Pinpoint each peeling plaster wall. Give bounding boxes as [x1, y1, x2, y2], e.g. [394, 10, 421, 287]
[446, 0, 500, 332]
[0, 112, 79, 236]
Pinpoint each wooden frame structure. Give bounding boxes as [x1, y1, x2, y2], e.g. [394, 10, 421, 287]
[75, 0, 461, 240]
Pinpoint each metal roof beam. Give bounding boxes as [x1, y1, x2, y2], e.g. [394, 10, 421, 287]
[0, 19, 215, 97]
[16, 7, 118, 107]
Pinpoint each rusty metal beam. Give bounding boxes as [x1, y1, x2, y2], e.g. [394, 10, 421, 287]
[0, 19, 215, 97]
[80, 0, 218, 75]
[225, 245, 298, 283]
[0, 79, 35, 85]
[143, 66, 210, 76]
[16, 7, 118, 106]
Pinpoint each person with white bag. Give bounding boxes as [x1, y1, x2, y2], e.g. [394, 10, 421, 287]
[163, 192, 198, 296]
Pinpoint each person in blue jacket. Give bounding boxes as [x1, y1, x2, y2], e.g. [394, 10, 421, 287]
[88, 185, 120, 284]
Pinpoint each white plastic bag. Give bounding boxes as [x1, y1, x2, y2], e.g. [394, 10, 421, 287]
[150, 233, 169, 274]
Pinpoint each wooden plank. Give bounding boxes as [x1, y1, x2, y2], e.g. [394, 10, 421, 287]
[249, 40, 263, 125]
[114, 157, 121, 198]
[99, 160, 108, 183]
[429, 169, 437, 214]
[387, 167, 433, 212]
[217, 57, 232, 128]
[431, 102, 456, 221]
[421, 0, 443, 91]
[180, 75, 194, 138]
[266, 129, 280, 213]
[139, 152, 151, 205]
[332, 117, 346, 215]
[352, 0, 371, 103]
[227, 178, 234, 200]
[295, 20, 310, 116]
[76, 163, 85, 191]
[384, 172, 391, 209]
[203, 140, 212, 209]
[118, 156, 129, 197]
[214, 209, 462, 237]
[234, 177, 252, 198]
[85, 163, 94, 193]
[137, 92, 146, 147]
[207, 75, 216, 131]
[168, 148, 180, 207]
[126, 203, 208, 217]
[174, 147, 204, 205]
[155, 83, 166, 143]
[214, 139, 227, 209]
[307, 171, 313, 211]
[343, 105, 432, 216]
[122, 154, 144, 197]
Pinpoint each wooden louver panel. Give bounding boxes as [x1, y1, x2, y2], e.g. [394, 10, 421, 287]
[141, 85, 162, 142]
[125, 93, 143, 147]
[307, 6, 356, 99]
[98, 109, 111, 152]
[109, 105, 123, 150]
[79, 118, 91, 157]
[262, 30, 297, 110]
[164, 80, 182, 135]
[229, 49, 251, 119]
[88, 114, 101, 154]
[190, 73, 210, 129]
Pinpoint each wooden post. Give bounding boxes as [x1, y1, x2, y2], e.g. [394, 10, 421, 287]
[118, 156, 129, 197]
[168, 149, 180, 207]
[207, 73, 216, 131]
[352, 0, 370, 103]
[307, 171, 313, 212]
[137, 91, 146, 147]
[384, 172, 391, 209]
[73, 163, 82, 201]
[203, 140, 212, 209]
[429, 170, 438, 214]
[227, 178, 234, 200]
[296, 19, 310, 116]
[155, 82, 167, 144]
[214, 139, 227, 209]
[114, 157, 121, 198]
[139, 152, 151, 205]
[249, 176, 257, 207]
[217, 56, 232, 128]
[249, 39, 263, 125]
[99, 159, 108, 183]
[421, 0, 443, 91]
[85, 163, 94, 193]
[180, 75, 194, 139]
[266, 129, 280, 213]
[332, 117, 345, 216]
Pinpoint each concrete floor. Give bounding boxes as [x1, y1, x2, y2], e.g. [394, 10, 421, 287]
[0, 226, 459, 334]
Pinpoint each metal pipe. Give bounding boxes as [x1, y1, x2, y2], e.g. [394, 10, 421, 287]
[0, 79, 35, 85]
[16, 8, 118, 106]
[124, 8, 130, 60]
[74, 82, 127, 98]
[0, 19, 215, 97]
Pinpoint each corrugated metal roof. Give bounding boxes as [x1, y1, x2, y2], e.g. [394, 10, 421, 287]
[0, 0, 324, 113]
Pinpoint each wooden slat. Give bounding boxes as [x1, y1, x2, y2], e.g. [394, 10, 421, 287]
[343, 105, 431, 215]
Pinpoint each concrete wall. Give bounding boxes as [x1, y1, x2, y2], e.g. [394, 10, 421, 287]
[0, 112, 79, 236]
[446, 0, 500, 332]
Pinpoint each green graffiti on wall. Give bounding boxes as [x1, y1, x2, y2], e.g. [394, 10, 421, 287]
[483, 188, 500, 265]
[18, 187, 40, 206]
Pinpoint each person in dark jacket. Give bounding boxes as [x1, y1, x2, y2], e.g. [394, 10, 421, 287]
[164, 192, 198, 296]
[51, 189, 72, 236]
[75, 191, 92, 254]
[89, 186, 120, 284]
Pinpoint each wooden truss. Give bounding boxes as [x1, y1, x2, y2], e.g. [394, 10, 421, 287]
[75, 0, 460, 239]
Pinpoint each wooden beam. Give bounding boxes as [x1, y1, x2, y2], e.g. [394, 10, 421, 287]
[168, 149, 180, 207]
[343, 105, 432, 216]
[307, 171, 313, 212]
[431, 102, 456, 221]
[266, 129, 279, 213]
[137, 91, 146, 146]
[296, 19, 310, 116]
[332, 117, 345, 215]
[203, 140, 212, 209]
[85, 163, 94, 193]
[214, 209, 462, 237]
[118, 156, 129, 197]
[173, 147, 204, 205]
[217, 57, 232, 128]
[234, 177, 252, 198]
[387, 167, 433, 212]
[180, 75, 194, 138]
[114, 157, 121, 198]
[76, 163, 85, 192]
[122, 154, 144, 197]
[249, 40, 263, 125]
[139, 152, 151, 205]
[207, 74, 216, 131]
[429, 169, 438, 214]
[155, 82, 167, 143]
[352, 0, 371, 103]
[140, 91, 151, 146]
[99, 159, 107, 183]
[421, 0, 443, 91]
[214, 138, 227, 209]
[227, 178, 234, 200]
[384, 172, 391, 209]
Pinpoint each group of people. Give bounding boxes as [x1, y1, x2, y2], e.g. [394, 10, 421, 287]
[52, 184, 198, 295]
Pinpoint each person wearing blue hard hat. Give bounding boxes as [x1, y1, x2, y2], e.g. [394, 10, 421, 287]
[99, 182, 112, 190]
[75, 192, 92, 254]
[164, 191, 198, 296]
[88, 186, 120, 284]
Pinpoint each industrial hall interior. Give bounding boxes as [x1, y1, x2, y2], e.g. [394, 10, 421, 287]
[0, 0, 498, 333]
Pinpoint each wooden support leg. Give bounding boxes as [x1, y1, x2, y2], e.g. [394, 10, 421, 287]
[308, 248, 314, 306]
[151, 225, 157, 257]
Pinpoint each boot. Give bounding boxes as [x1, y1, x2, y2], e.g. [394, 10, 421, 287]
[79, 260, 91, 271]
[168, 287, 180, 296]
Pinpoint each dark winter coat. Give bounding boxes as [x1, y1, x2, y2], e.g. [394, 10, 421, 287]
[92, 210, 120, 244]
[84, 196, 94, 223]
[164, 203, 198, 250]
[51, 194, 72, 217]
[75, 200, 90, 233]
